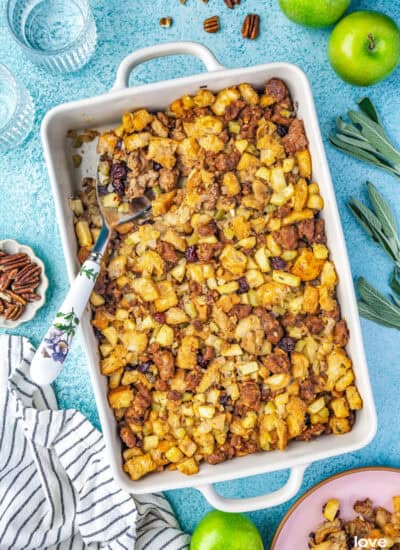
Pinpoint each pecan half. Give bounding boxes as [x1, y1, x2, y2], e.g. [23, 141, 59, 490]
[224, 0, 240, 7]
[5, 290, 26, 305]
[204, 15, 219, 33]
[0, 253, 28, 265]
[4, 303, 24, 321]
[160, 17, 172, 28]
[20, 293, 42, 302]
[1, 258, 30, 271]
[242, 14, 260, 39]
[12, 283, 39, 294]
[14, 263, 41, 283]
[0, 269, 18, 291]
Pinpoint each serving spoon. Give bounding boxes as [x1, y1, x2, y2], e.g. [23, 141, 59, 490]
[30, 171, 151, 386]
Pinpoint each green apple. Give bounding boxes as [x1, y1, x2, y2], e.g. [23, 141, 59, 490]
[190, 511, 264, 550]
[328, 11, 400, 86]
[279, 0, 350, 28]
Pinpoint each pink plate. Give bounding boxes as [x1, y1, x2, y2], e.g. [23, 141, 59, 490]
[272, 467, 400, 549]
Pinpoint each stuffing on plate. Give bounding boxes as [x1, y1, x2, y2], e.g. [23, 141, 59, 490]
[309, 496, 400, 549]
[70, 78, 362, 481]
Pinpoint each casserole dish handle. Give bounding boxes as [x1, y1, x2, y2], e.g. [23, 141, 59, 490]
[113, 41, 224, 89]
[196, 464, 309, 512]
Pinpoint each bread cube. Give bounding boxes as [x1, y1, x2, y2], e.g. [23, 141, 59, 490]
[177, 458, 199, 476]
[124, 453, 157, 481]
[132, 277, 159, 302]
[108, 386, 134, 409]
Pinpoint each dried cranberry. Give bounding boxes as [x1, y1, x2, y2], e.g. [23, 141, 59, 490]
[276, 124, 288, 137]
[185, 245, 198, 262]
[110, 162, 127, 180]
[219, 394, 230, 406]
[113, 179, 125, 197]
[125, 364, 136, 371]
[270, 257, 286, 270]
[97, 185, 109, 196]
[237, 276, 249, 294]
[137, 360, 152, 373]
[278, 336, 296, 352]
[93, 327, 103, 341]
[154, 312, 166, 324]
[153, 162, 162, 171]
[197, 351, 210, 369]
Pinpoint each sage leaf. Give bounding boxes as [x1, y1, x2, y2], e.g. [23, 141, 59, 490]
[367, 182, 399, 245]
[357, 277, 400, 328]
[348, 111, 400, 167]
[358, 97, 382, 126]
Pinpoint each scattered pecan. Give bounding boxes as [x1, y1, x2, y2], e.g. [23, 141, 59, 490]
[160, 17, 173, 28]
[203, 16, 219, 33]
[242, 14, 260, 40]
[224, 0, 240, 7]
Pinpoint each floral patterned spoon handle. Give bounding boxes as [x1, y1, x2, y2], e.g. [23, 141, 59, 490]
[30, 232, 107, 385]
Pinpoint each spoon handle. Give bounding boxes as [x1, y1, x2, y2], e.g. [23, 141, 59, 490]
[30, 256, 101, 385]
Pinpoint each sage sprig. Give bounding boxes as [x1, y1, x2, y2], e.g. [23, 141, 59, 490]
[330, 97, 400, 180]
[349, 182, 400, 269]
[357, 277, 400, 330]
[349, 182, 400, 329]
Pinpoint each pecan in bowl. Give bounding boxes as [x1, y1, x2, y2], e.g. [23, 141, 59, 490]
[0, 240, 48, 328]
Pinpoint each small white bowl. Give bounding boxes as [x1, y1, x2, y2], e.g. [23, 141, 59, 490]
[0, 240, 48, 328]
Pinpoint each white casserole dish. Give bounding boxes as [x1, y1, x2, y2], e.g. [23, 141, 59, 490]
[41, 42, 377, 512]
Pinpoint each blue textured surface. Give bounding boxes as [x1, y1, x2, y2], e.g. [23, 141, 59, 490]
[0, 0, 399, 547]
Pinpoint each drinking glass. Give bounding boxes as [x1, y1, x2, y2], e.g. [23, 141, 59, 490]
[6, 0, 97, 74]
[0, 64, 35, 153]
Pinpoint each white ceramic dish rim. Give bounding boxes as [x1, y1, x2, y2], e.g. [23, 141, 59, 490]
[0, 239, 48, 328]
[41, 42, 377, 512]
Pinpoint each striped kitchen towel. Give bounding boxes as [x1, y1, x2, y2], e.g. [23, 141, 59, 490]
[0, 335, 191, 550]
